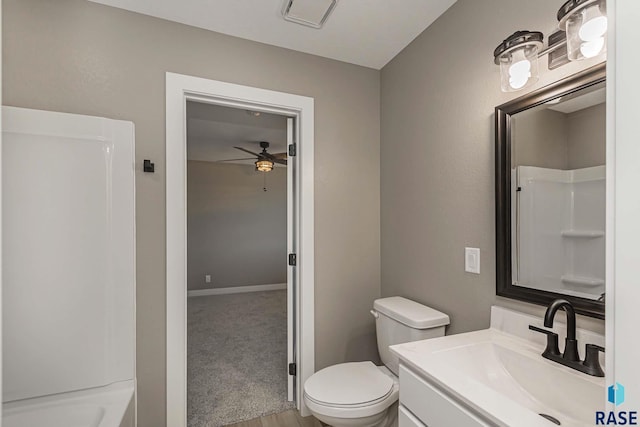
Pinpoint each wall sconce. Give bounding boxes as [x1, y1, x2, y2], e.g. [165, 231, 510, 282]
[494, 0, 607, 92]
[494, 31, 544, 92]
[255, 159, 274, 172]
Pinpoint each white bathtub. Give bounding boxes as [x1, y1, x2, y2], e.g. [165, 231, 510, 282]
[2, 381, 134, 427]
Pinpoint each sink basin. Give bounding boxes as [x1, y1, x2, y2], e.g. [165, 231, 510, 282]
[391, 328, 605, 427]
[431, 340, 603, 425]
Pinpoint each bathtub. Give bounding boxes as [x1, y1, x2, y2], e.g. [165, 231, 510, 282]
[2, 380, 134, 427]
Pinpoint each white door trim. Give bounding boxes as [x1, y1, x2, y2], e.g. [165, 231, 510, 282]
[286, 116, 295, 402]
[165, 72, 315, 426]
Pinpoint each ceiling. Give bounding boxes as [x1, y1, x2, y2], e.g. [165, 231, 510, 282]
[187, 101, 287, 166]
[88, 0, 457, 69]
[547, 87, 606, 114]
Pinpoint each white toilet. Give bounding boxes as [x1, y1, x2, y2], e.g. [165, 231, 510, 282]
[303, 296, 449, 427]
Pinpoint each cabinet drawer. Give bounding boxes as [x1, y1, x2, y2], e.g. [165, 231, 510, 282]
[399, 364, 490, 427]
[399, 405, 427, 427]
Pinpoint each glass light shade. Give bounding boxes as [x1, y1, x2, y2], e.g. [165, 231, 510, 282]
[494, 31, 543, 93]
[559, 0, 607, 61]
[498, 45, 540, 92]
[255, 159, 274, 172]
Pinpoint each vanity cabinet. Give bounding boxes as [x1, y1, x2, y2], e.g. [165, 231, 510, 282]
[398, 405, 427, 427]
[398, 364, 491, 427]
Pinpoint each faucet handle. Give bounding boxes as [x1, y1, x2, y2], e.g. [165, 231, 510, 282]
[583, 344, 605, 377]
[587, 344, 605, 353]
[529, 325, 561, 358]
[529, 325, 555, 335]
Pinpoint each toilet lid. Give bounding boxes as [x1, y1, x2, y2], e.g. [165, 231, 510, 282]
[304, 361, 393, 407]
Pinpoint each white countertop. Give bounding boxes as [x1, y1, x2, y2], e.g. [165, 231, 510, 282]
[390, 309, 605, 427]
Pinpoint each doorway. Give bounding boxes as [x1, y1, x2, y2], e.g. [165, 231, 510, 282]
[166, 73, 315, 427]
[186, 102, 291, 425]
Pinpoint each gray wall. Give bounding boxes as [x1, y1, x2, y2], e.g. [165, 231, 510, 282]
[567, 103, 606, 169]
[512, 102, 605, 170]
[187, 161, 287, 290]
[380, 0, 606, 336]
[512, 108, 569, 169]
[2, 1, 381, 425]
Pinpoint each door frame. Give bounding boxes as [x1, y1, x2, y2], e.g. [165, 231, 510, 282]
[165, 72, 315, 426]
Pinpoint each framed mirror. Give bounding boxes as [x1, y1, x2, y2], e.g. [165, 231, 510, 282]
[495, 63, 606, 319]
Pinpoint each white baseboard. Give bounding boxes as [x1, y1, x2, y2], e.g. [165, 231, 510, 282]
[187, 283, 287, 297]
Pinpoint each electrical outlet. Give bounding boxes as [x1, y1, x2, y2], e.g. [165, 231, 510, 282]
[465, 248, 480, 274]
[205, 275, 211, 283]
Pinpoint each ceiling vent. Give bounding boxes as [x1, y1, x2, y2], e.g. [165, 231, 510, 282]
[282, 0, 338, 29]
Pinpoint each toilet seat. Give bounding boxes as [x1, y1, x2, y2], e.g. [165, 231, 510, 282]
[303, 362, 399, 419]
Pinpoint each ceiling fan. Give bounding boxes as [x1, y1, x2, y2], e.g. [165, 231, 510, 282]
[220, 141, 287, 172]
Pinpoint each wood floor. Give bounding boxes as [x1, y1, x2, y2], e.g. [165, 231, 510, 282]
[224, 409, 324, 427]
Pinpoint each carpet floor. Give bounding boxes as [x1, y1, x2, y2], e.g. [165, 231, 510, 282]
[188, 290, 294, 427]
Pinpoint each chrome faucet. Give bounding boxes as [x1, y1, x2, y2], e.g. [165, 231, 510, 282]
[529, 299, 605, 377]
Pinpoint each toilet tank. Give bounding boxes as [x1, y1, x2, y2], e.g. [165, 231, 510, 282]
[373, 297, 450, 375]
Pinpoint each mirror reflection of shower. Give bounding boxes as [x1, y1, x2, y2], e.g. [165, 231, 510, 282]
[511, 82, 606, 300]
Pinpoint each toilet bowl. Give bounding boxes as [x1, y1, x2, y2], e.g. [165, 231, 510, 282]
[303, 297, 450, 427]
[304, 362, 398, 427]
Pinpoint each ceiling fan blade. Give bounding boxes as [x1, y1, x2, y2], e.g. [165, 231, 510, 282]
[234, 146, 260, 157]
[215, 157, 255, 162]
[272, 152, 288, 159]
[273, 158, 287, 165]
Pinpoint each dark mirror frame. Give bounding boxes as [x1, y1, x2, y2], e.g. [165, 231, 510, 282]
[495, 63, 606, 319]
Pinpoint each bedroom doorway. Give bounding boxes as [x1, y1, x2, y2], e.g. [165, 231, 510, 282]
[186, 102, 292, 426]
[166, 73, 315, 427]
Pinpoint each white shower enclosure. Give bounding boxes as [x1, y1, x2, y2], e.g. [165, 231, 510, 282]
[2, 107, 136, 427]
[513, 165, 605, 300]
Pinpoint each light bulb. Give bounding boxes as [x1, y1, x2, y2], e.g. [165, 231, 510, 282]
[580, 37, 605, 58]
[559, 0, 607, 61]
[578, 5, 607, 59]
[494, 31, 542, 92]
[579, 16, 607, 41]
[578, 3, 608, 44]
[508, 58, 531, 90]
[509, 75, 529, 90]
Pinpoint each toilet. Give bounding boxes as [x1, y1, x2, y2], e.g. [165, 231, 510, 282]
[303, 296, 450, 427]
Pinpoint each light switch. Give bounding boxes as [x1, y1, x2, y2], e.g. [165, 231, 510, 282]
[205, 274, 212, 283]
[465, 248, 480, 274]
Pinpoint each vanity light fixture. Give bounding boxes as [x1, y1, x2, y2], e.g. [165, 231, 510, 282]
[494, 31, 544, 92]
[255, 159, 274, 172]
[494, 0, 607, 92]
[558, 0, 607, 61]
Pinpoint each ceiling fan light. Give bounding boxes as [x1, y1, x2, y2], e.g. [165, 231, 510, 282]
[255, 159, 274, 172]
